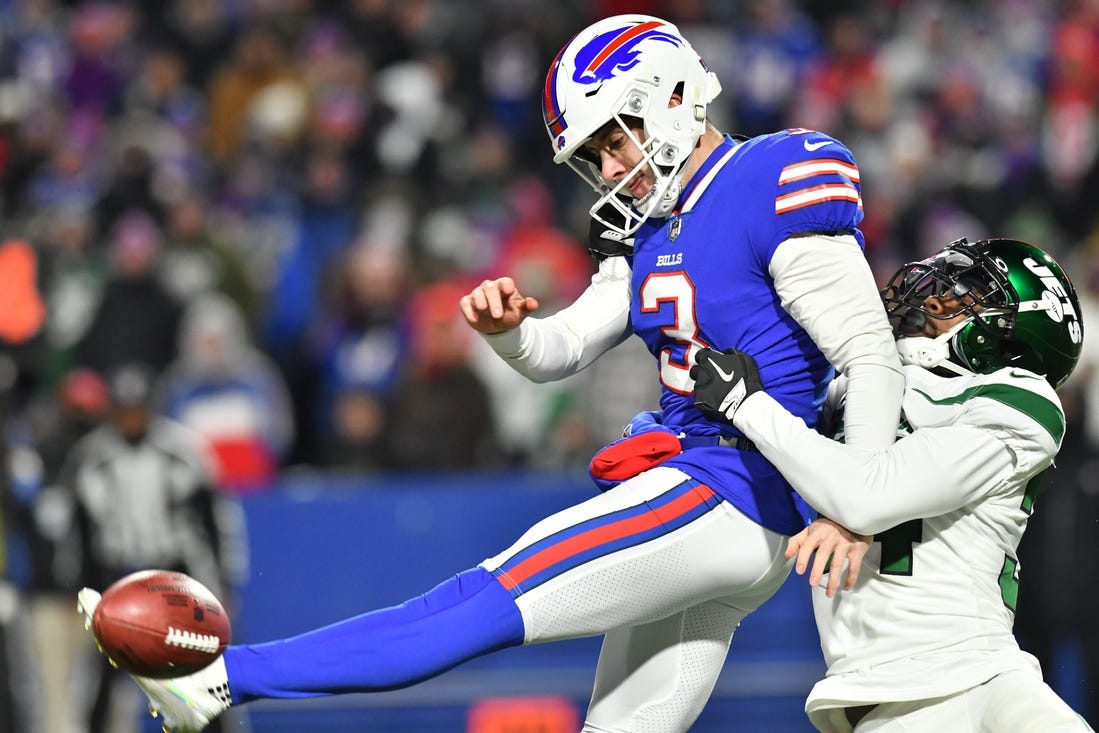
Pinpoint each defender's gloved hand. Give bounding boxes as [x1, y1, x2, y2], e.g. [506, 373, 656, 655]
[690, 347, 764, 424]
[589, 410, 681, 492]
[588, 200, 635, 261]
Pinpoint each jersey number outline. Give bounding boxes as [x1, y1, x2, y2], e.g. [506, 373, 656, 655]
[878, 507, 1036, 611]
[875, 519, 922, 576]
[998, 470, 1046, 611]
[639, 271, 709, 394]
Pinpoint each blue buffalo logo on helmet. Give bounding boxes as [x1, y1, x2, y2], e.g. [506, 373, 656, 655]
[572, 20, 682, 85]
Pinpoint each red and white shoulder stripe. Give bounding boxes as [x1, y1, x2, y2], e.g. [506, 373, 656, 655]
[775, 158, 862, 215]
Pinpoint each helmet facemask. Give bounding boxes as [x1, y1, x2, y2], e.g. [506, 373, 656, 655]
[883, 240, 1019, 378]
[566, 110, 692, 236]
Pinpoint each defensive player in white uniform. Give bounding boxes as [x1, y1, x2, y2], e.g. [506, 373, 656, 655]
[690, 237, 1092, 732]
[75, 15, 904, 732]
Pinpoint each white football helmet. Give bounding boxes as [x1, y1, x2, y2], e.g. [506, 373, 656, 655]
[542, 15, 722, 235]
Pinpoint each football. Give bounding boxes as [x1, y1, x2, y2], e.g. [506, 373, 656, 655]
[91, 569, 231, 678]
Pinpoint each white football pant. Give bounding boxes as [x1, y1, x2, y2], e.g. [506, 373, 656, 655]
[481, 466, 793, 732]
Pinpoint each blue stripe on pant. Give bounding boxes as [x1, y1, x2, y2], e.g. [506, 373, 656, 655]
[492, 479, 722, 598]
[223, 566, 525, 702]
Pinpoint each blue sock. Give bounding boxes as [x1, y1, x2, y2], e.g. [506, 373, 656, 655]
[223, 566, 526, 702]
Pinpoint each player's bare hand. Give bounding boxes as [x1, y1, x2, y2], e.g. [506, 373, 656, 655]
[459, 277, 540, 334]
[785, 517, 872, 598]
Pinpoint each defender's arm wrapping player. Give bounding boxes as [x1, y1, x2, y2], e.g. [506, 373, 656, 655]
[77, 15, 901, 733]
[691, 238, 1091, 732]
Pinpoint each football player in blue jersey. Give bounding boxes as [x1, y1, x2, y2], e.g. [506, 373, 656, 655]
[76, 14, 902, 733]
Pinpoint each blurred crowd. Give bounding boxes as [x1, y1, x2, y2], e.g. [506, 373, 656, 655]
[0, 0, 1097, 730]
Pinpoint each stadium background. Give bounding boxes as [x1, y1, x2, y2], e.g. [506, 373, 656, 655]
[0, 0, 1096, 731]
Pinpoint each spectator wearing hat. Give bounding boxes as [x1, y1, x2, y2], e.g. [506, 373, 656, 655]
[157, 293, 293, 494]
[76, 209, 184, 377]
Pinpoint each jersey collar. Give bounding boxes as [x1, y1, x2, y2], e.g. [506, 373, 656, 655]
[674, 134, 741, 216]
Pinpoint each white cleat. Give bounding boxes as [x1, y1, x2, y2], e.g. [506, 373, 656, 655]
[77, 587, 232, 733]
[77, 587, 114, 662]
[76, 587, 102, 629]
[129, 661, 233, 733]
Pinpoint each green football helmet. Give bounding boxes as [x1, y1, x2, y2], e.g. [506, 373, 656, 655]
[881, 237, 1084, 388]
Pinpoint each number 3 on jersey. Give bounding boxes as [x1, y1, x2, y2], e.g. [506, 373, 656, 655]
[640, 271, 708, 394]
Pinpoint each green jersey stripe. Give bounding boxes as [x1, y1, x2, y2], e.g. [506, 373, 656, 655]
[912, 384, 1065, 444]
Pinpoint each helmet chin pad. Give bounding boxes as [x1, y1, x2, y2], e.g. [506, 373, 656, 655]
[896, 321, 974, 377]
[632, 163, 681, 220]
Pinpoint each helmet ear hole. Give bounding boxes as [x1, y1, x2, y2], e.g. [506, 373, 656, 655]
[1000, 339, 1025, 360]
[995, 338, 1027, 370]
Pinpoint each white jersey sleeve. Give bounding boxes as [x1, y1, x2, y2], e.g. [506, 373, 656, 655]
[480, 256, 634, 383]
[732, 365, 1063, 535]
[770, 234, 903, 452]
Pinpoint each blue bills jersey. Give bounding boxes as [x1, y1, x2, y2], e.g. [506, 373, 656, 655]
[629, 130, 865, 535]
